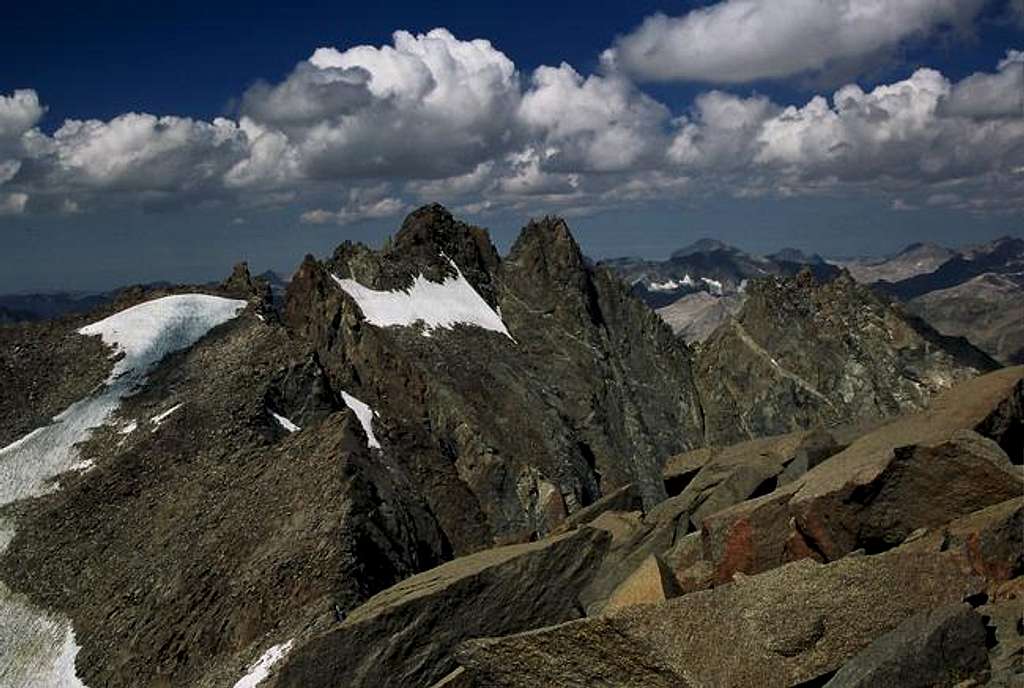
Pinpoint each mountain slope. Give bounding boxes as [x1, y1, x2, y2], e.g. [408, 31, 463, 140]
[695, 269, 999, 445]
[0, 205, 705, 688]
[0, 206, 1007, 688]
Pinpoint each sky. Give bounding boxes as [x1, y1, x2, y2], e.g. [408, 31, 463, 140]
[1, 0, 1023, 292]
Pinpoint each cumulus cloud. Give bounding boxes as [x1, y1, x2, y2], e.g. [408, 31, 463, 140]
[241, 28, 520, 182]
[943, 50, 1024, 118]
[301, 185, 408, 225]
[0, 192, 28, 215]
[0, 90, 45, 145]
[518, 63, 669, 172]
[605, 0, 985, 84]
[43, 114, 246, 192]
[0, 28, 1021, 221]
[749, 65, 1024, 185]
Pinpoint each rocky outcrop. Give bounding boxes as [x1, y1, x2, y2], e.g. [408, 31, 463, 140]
[284, 207, 704, 552]
[454, 543, 987, 688]
[700, 367, 1023, 584]
[265, 526, 610, 688]
[1, 310, 450, 688]
[0, 321, 112, 447]
[822, 604, 990, 688]
[696, 269, 1000, 445]
[907, 272, 1024, 365]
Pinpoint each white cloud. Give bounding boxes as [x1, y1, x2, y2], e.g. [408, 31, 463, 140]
[605, 0, 985, 84]
[518, 63, 669, 172]
[0, 192, 28, 215]
[241, 28, 520, 182]
[45, 114, 246, 192]
[301, 186, 407, 225]
[943, 50, 1024, 119]
[749, 66, 1024, 186]
[0, 90, 44, 145]
[0, 29, 1021, 220]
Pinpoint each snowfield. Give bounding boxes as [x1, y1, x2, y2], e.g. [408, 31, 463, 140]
[150, 403, 183, 428]
[341, 391, 381, 449]
[0, 293, 246, 688]
[233, 639, 294, 688]
[271, 411, 301, 433]
[332, 260, 512, 339]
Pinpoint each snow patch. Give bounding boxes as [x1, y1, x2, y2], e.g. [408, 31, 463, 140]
[0, 294, 246, 688]
[341, 391, 381, 449]
[649, 274, 696, 292]
[69, 459, 94, 473]
[701, 277, 724, 295]
[271, 412, 300, 433]
[118, 421, 138, 435]
[331, 260, 512, 339]
[648, 279, 680, 292]
[233, 640, 294, 688]
[150, 403, 183, 428]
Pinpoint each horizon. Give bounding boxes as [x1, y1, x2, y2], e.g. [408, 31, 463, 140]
[2, 0, 1023, 291]
[2, 201, 1018, 296]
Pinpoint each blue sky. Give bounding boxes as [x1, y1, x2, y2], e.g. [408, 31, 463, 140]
[1, 0, 1022, 291]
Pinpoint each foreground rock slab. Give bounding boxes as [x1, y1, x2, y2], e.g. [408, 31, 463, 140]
[454, 544, 985, 688]
[702, 367, 1024, 583]
[268, 526, 610, 688]
[822, 604, 990, 688]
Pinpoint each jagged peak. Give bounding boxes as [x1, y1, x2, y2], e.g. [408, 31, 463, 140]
[391, 203, 500, 274]
[507, 215, 586, 273]
[670, 238, 735, 259]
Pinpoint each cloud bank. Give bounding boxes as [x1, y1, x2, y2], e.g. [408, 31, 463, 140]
[604, 0, 985, 84]
[1, 18, 1022, 224]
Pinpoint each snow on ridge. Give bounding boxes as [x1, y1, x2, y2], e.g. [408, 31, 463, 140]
[701, 277, 724, 295]
[151, 403, 183, 428]
[648, 279, 680, 292]
[331, 260, 512, 339]
[79, 294, 248, 383]
[232, 639, 294, 688]
[341, 391, 381, 449]
[0, 294, 246, 688]
[271, 411, 301, 433]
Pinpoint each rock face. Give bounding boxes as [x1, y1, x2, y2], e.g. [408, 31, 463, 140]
[700, 367, 1024, 584]
[287, 206, 704, 541]
[654, 291, 743, 344]
[0, 320, 112, 447]
[851, 237, 1024, 366]
[822, 604, 990, 688]
[0, 205, 705, 688]
[695, 269, 998, 445]
[454, 546, 986, 688]
[840, 241, 957, 285]
[907, 272, 1024, 365]
[267, 527, 609, 688]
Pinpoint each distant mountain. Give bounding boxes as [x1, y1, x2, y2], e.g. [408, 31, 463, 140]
[655, 291, 743, 344]
[878, 236, 1024, 301]
[906, 272, 1024, 365]
[766, 248, 827, 265]
[602, 239, 839, 312]
[0, 291, 113, 323]
[840, 242, 956, 284]
[695, 270, 998, 445]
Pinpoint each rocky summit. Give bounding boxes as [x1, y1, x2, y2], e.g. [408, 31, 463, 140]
[0, 205, 1020, 688]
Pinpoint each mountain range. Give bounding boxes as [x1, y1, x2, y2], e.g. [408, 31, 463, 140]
[0, 205, 1020, 688]
[603, 234, 1024, 366]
